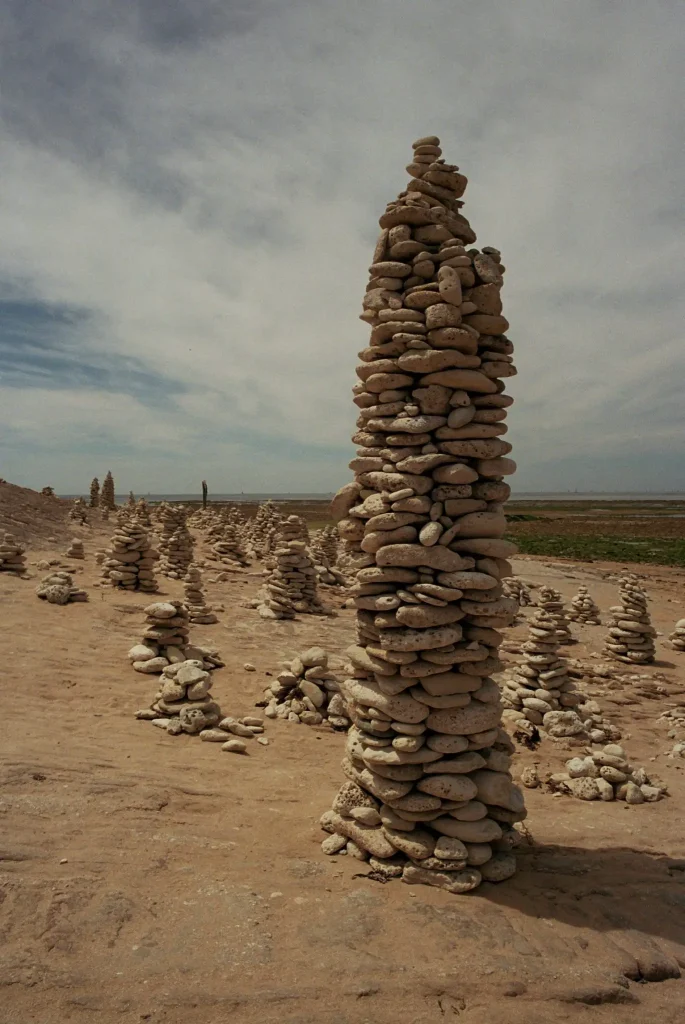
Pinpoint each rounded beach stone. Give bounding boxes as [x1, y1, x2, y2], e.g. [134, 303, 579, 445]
[222, 739, 248, 754]
[402, 864, 481, 893]
[479, 852, 516, 882]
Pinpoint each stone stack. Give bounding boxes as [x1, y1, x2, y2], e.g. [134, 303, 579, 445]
[246, 500, 282, 558]
[36, 570, 88, 604]
[127, 491, 136, 506]
[320, 136, 525, 892]
[183, 565, 218, 624]
[135, 660, 222, 733]
[568, 585, 601, 625]
[101, 518, 159, 592]
[136, 499, 152, 527]
[309, 534, 348, 587]
[536, 586, 573, 643]
[548, 744, 664, 803]
[668, 619, 685, 652]
[68, 499, 88, 525]
[603, 576, 656, 664]
[256, 516, 325, 619]
[101, 471, 116, 511]
[261, 647, 351, 728]
[65, 538, 85, 559]
[157, 504, 194, 578]
[212, 522, 249, 568]
[502, 576, 533, 607]
[128, 600, 190, 673]
[0, 532, 27, 575]
[89, 477, 100, 507]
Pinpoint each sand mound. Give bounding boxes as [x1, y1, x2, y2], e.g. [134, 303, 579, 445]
[0, 479, 71, 543]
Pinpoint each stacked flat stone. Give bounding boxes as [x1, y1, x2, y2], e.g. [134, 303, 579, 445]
[183, 565, 218, 624]
[101, 471, 116, 510]
[320, 136, 525, 893]
[500, 606, 583, 725]
[69, 500, 88, 525]
[668, 619, 685, 652]
[65, 538, 85, 559]
[36, 570, 87, 604]
[310, 535, 348, 586]
[535, 586, 573, 643]
[128, 600, 190, 673]
[548, 744, 664, 803]
[89, 478, 100, 507]
[568, 585, 601, 625]
[0, 532, 27, 575]
[101, 518, 159, 592]
[261, 647, 351, 728]
[212, 522, 249, 567]
[603, 576, 656, 664]
[136, 499, 152, 527]
[246, 500, 282, 558]
[134, 660, 221, 733]
[502, 576, 533, 607]
[256, 515, 325, 619]
[319, 524, 340, 565]
[157, 504, 194, 578]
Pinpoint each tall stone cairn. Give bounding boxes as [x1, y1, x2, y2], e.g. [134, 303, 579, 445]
[101, 471, 116, 510]
[257, 516, 325, 619]
[212, 522, 249, 567]
[68, 499, 88, 524]
[535, 586, 573, 644]
[568, 585, 601, 625]
[603, 575, 656, 664]
[136, 498, 152, 527]
[0, 532, 27, 575]
[183, 565, 218, 624]
[157, 504, 194, 578]
[89, 477, 100, 507]
[101, 517, 159, 592]
[320, 136, 525, 893]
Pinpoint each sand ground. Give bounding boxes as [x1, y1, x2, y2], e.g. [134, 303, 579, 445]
[2, 522, 685, 1023]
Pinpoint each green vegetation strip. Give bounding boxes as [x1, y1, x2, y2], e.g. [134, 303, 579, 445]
[509, 534, 685, 567]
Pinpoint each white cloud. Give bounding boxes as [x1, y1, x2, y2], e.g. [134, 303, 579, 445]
[0, 0, 684, 493]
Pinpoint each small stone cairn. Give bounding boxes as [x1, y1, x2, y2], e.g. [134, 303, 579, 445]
[183, 565, 218, 624]
[68, 499, 88, 525]
[603, 575, 656, 664]
[157, 504, 194, 578]
[101, 518, 159, 592]
[136, 499, 152, 527]
[101, 471, 116, 511]
[255, 516, 326, 619]
[309, 535, 348, 587]
[0, 532, 27, 575]
[568, 585, 601, 625]
[261, 648, 351, 727]
[129, 600, 190, 673]
[547, 744, 665, 803]
[89, 477, 100, 507]
[668, 618, 685, 652]
[212, 522, 249, 568]
[65, 538, 85, 559]
[246, 500, 282, 558]
[502, 576, 533, 607]
[536, 586, 573, 643]
[36, 570, 87, 604]
[320, 136, 526, 892]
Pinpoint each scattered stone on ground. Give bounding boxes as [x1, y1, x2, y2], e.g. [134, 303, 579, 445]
[320, 135, 525, 893]
[260, 647, 351, 727]
[603, 575, 656, 664]
[546, 743, 666, 803]
[568, 584, 602, 624]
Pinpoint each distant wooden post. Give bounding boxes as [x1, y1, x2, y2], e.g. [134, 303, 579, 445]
[202, 480, 208, 509]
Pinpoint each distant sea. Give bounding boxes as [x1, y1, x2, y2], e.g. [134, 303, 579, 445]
[59, 491, 685, 503]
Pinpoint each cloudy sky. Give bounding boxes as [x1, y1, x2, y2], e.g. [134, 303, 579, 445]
[1, 0, 684, 497]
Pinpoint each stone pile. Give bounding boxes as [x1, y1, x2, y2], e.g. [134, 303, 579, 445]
[568, 585, 601, 625]
[245, 500, 282, 558]
[261, 647, 351, 727]
[136, 499, 152, 527]
[502, 576, 533, 607]
[68, 499, 88, 525]
[89, 478, 100, 507]
[211, 522, 249, 568]
[536, 586, 573, 643]
[65, 538, 85, 559]
[320, 136, 526, 892]
[0, 532, 27, 575]
[183, 565, 218, 624]
[101, 519, 159, 592]
[667, 619, 685, 652]
[255, 516, 326, 619]
[309, 534, 348, 587]
[36, 570, 87, 604]
[129, 600, 190, 673]
[157, 504, 194, 578]
[603, 576, 656, 664]
[101, 471, 116, 510]
[127, 491, 136, 506]
[547, 744, 665, 803]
